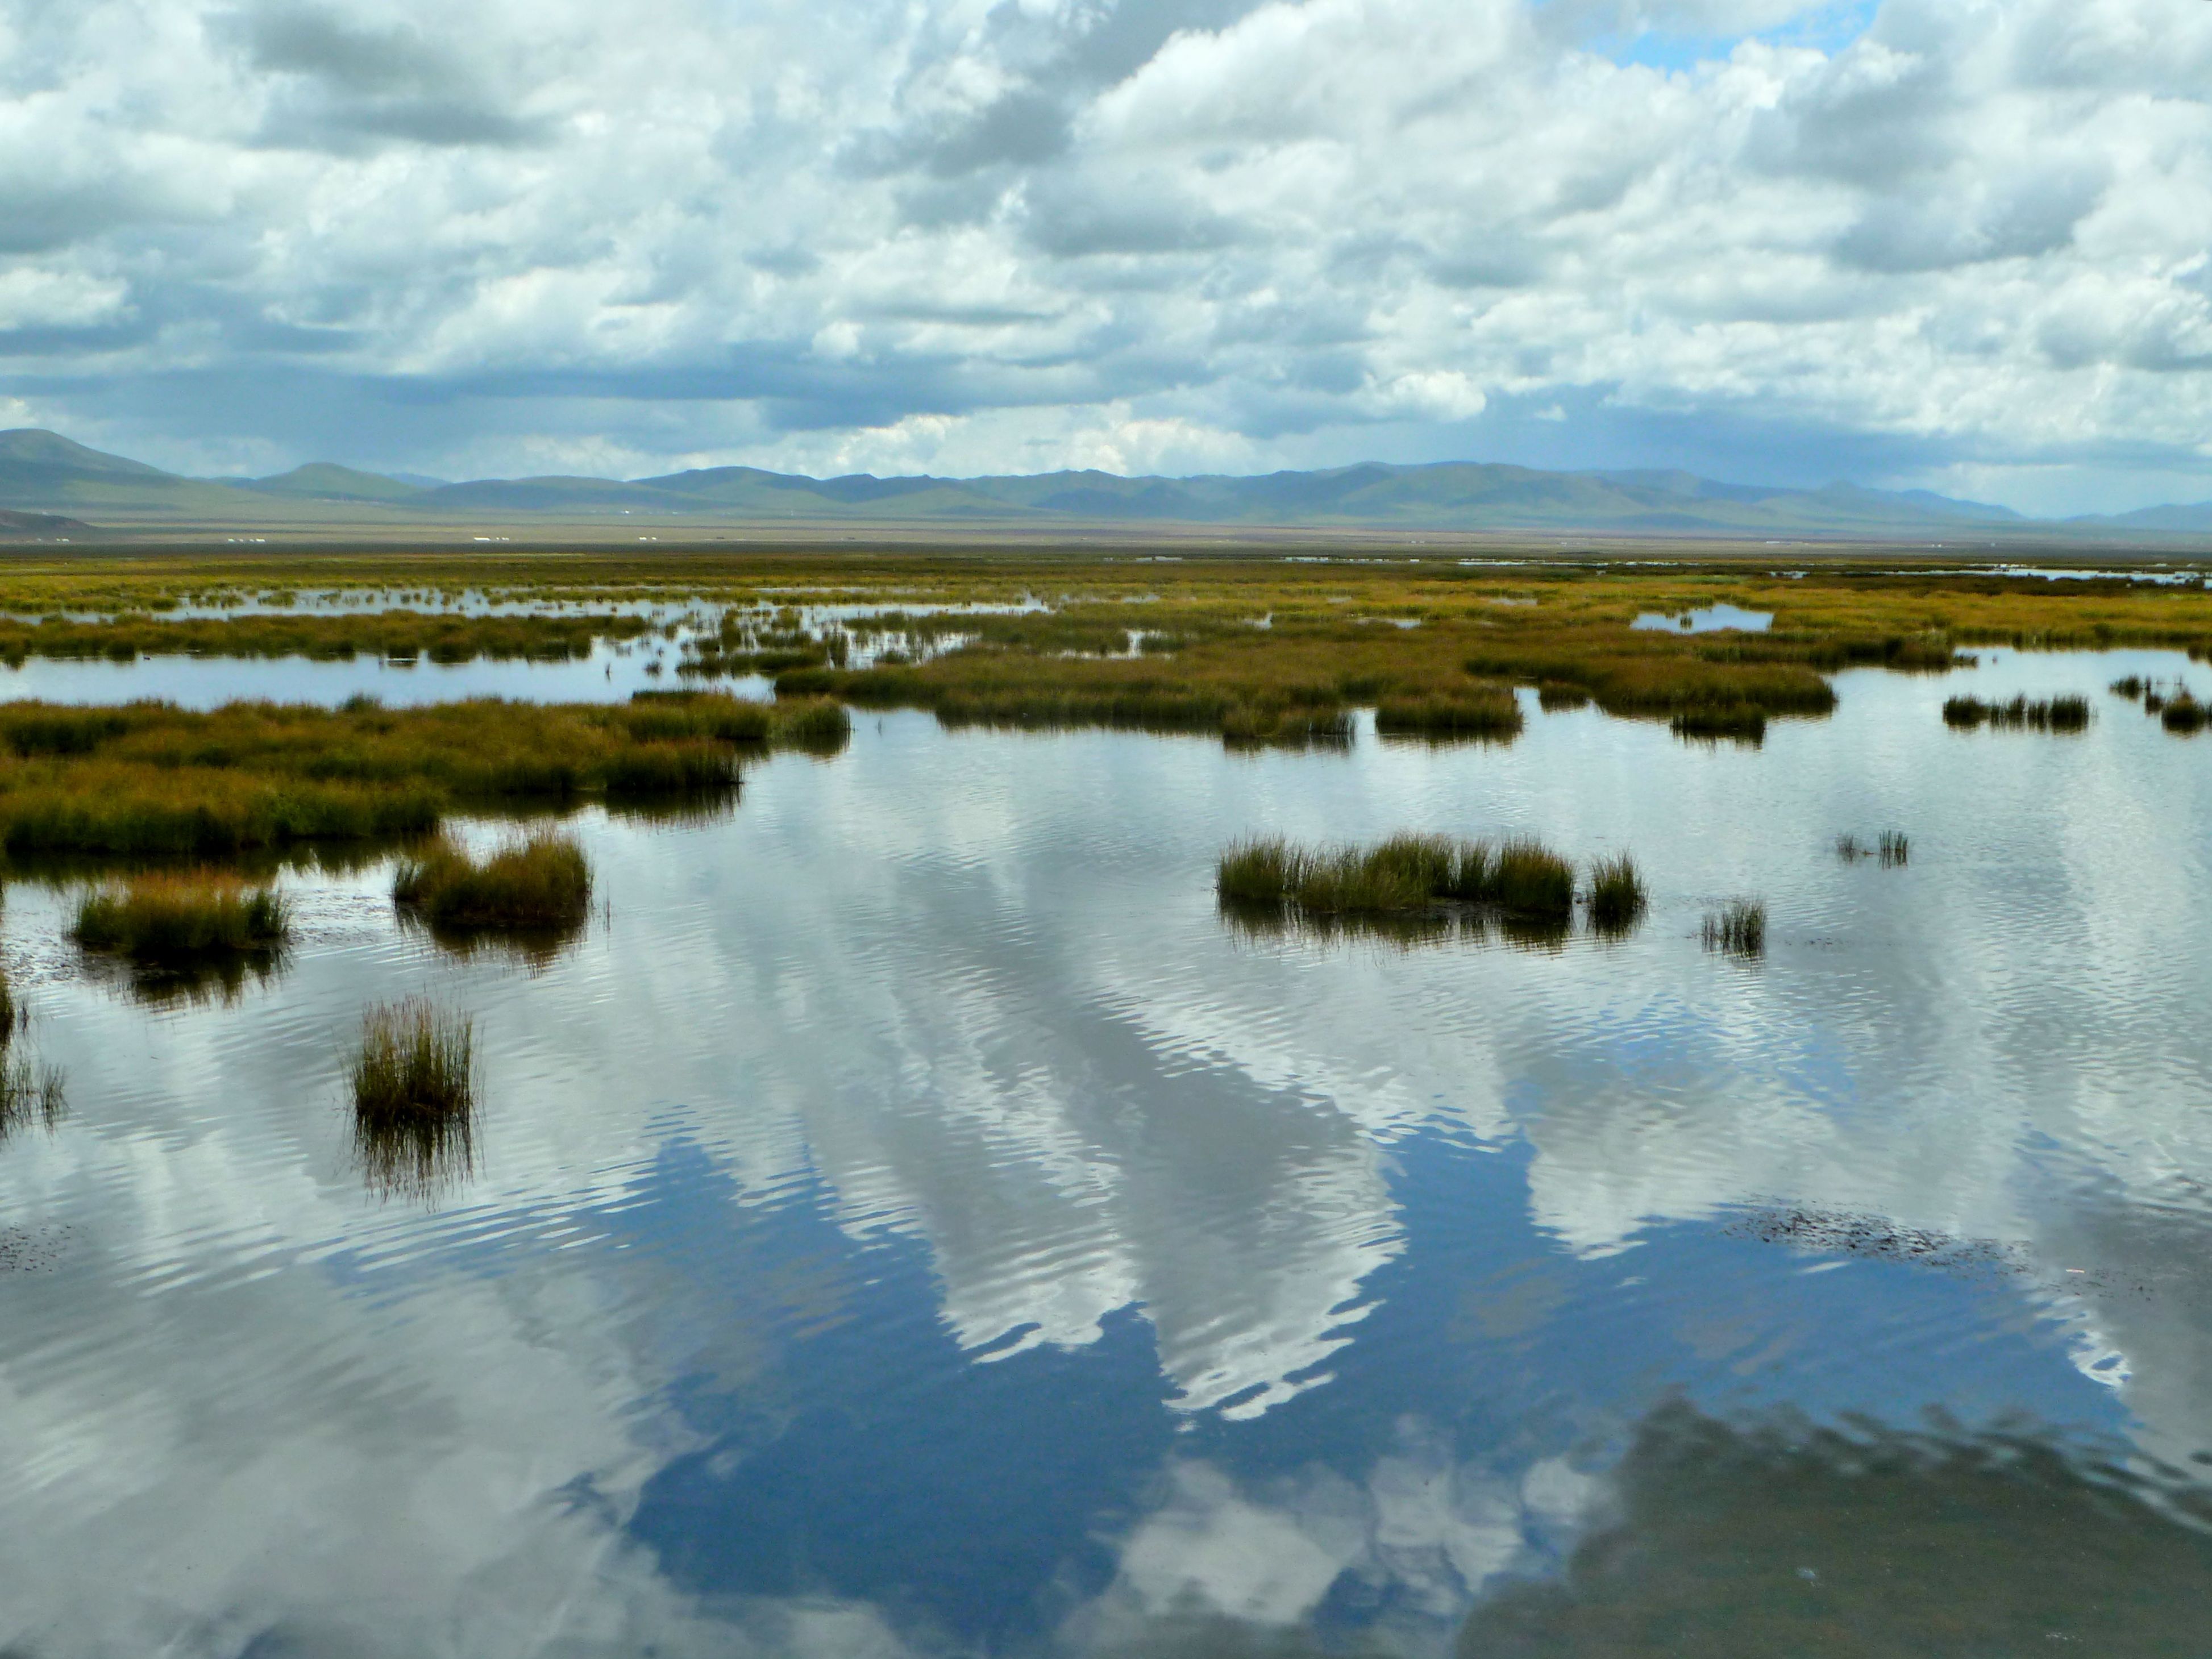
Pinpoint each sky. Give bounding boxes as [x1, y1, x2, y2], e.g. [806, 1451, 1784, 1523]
[0, 0, 2209, 514]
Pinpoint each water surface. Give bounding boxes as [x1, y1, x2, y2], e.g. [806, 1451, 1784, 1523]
[3, 648, 2211, 1654]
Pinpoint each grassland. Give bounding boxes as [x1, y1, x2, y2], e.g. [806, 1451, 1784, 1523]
[0, 610, 655, 665]
[0, 691, 838, 855]
[0, 548, 2205, 754]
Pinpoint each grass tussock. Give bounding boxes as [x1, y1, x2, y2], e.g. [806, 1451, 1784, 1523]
[1374, 688, 1524, 742]
[1587, 854, 1648, 932]
[394, 832, 592, 930]
[1941, 694, 2091, 732]
[1217, 832, 1577, 923]
[2161, 695, 2206, 733]
[351, 997, 476, 1200]
[1702, 898, 1767, 957]
[72, 871, 289, 965]
[2110, 676, 2145, 699]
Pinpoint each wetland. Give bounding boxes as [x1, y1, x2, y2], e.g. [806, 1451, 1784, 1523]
[4, 548, 2212, 1654]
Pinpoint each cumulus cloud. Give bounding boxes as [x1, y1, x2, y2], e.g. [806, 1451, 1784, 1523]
[0, 0, 2207, 507]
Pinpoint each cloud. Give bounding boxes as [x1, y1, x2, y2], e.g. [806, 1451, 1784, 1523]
[0, 0, 2208, 509]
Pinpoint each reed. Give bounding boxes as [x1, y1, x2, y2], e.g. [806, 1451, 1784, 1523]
[2109, 676, 2145, 698]
[0, 1051, 64, 1141]
[1702, 898, 1766, 957]
[1586, 853, 1647, 931]
[1878, 830, 1909, 866]
[1834, 833, 1866, 862]
[393, 832, 592, 929]
[1943, 695, 2090, 731]
[72, 871, 290, 964]
[2161, 696, 2206, 733]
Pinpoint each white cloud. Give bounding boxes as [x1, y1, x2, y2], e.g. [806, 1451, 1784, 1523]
[3, 0, 2212, 505]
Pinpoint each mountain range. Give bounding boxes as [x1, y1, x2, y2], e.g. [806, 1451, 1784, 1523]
[0, 427, 2206, 540]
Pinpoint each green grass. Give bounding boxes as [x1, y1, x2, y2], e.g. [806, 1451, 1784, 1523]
[1702, 898, 1767, 957]
[1587, 853, 1648, 931]
[393, 832, 593, 929]
[72, 871, 290, 964]
[1942, 694, 2091, 731]
[1217, 832, 1576, 922]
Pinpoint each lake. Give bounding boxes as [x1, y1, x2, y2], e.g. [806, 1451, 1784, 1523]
[4, 645, 2212, 1654]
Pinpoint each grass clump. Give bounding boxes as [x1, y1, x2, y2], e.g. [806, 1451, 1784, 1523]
[393, 832, 592, 930]
[1942, 694, 2090, 732]
[1374, 689, 1523, 742]
[351, 998, 475, 1199]
[1217, 832, 1575, 924]
[1702, 898, 1767, 957]
[72, 871, 290, 965]
[2110, 676, 2145, 698]
[1587, 854, 1648, 932]
[2161, 695, 2206, 733]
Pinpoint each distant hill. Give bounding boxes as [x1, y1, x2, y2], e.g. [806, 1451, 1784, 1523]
[0, 426, 2197, 540]
[241, 463, 426, 504]
[0, 508, 89, 537]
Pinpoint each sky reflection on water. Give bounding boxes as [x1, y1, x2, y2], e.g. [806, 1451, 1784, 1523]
[2, 647, 2211, 1653]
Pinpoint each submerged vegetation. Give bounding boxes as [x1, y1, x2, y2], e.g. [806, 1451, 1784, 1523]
[72, 871, 290, 964]
[1836, 831, 1910, 867]
[351, 997, 476, 1201]
[0, 691, 839, 855]
[394, 833, 593, 930]
[1703, 899, 1768, 958]
[1942, 695, 2091, 732]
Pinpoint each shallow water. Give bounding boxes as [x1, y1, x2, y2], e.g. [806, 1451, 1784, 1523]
[1629, 602, 1773, 633]
[5, 648, 2212, 1653]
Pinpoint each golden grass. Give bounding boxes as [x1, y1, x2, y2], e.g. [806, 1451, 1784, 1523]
[73, 870, 290, 964]
[0, 693, 801, 854]
[0, 610, 652, 666]
[394, 832, 592, 929]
